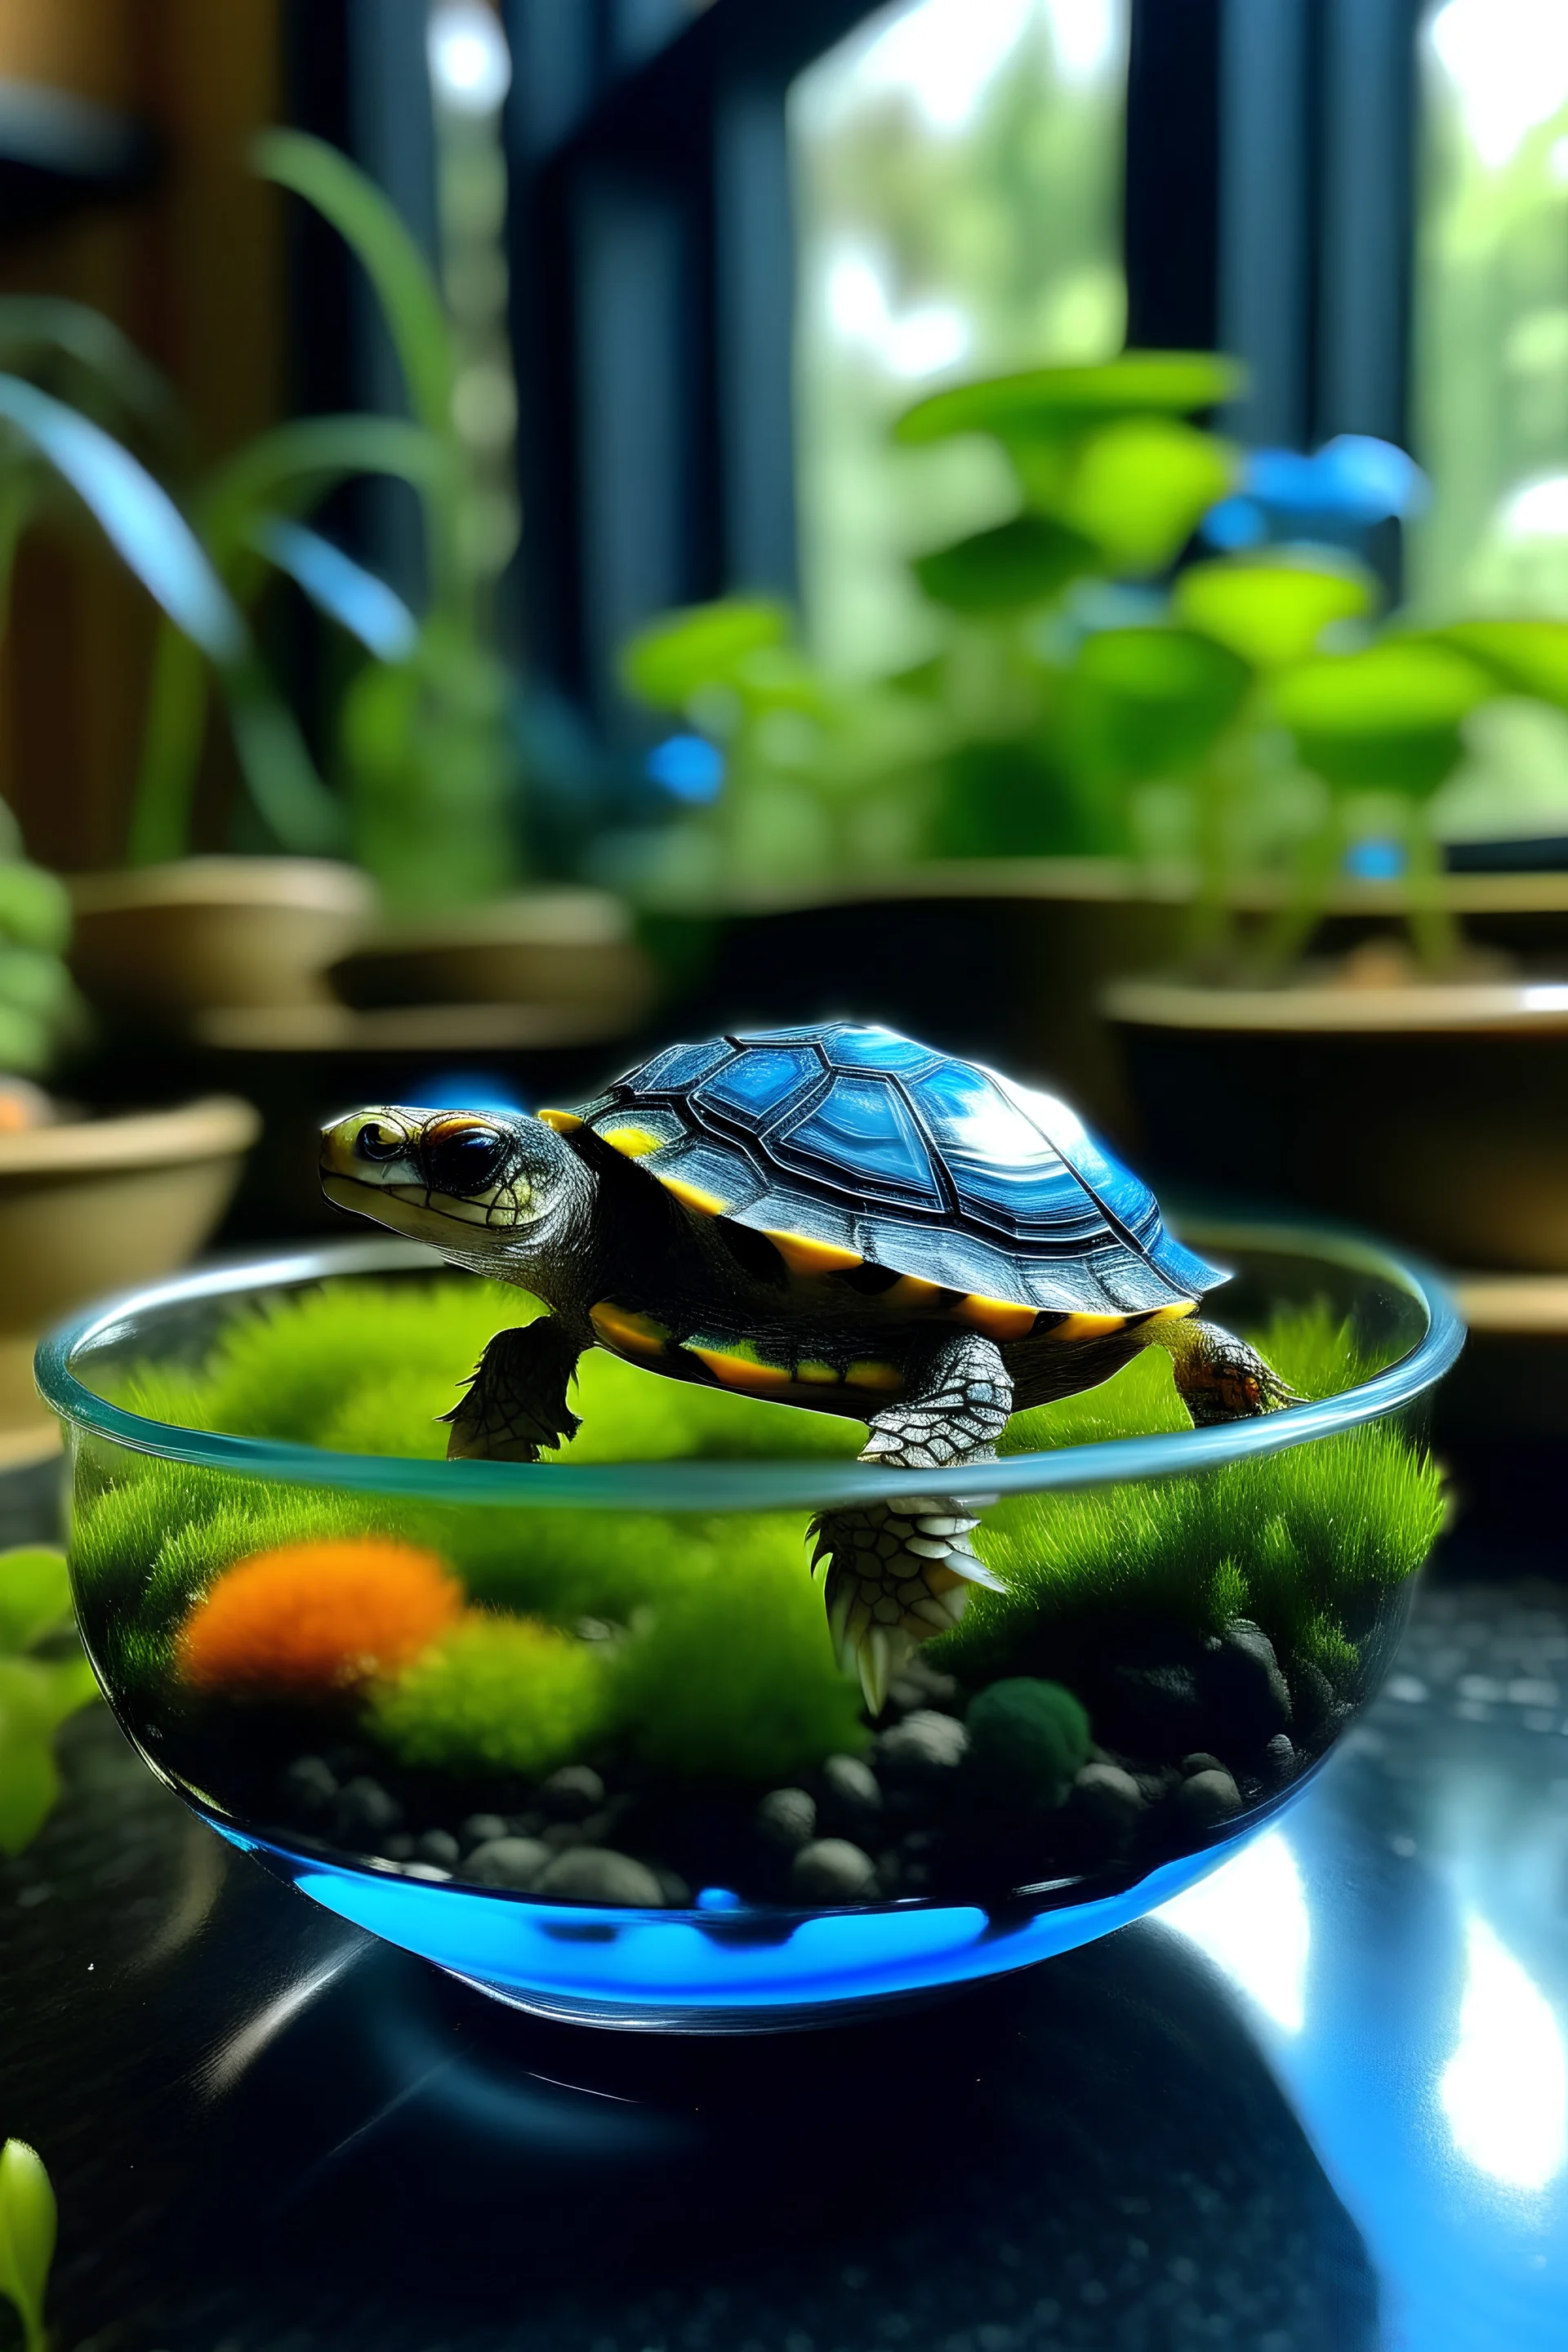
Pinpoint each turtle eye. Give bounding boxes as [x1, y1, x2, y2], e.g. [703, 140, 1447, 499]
[354, 1119, 408, 1164]
[422, 1121, 506, 1196]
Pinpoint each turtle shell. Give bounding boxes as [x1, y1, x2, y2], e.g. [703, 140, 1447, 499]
[557, 1022, 1225, 1316]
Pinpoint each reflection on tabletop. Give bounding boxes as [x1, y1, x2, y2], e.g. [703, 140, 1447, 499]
[4, 1449, 1566, 2352]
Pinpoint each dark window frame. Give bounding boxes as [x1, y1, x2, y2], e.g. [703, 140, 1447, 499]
[292, 0, 1430, 727]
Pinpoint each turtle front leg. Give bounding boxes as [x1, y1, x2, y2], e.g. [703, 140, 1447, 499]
[1154, 1316, 1304, 1428]
[809, 1332, 1012, 1715]
[443, 1316, 584, 1462]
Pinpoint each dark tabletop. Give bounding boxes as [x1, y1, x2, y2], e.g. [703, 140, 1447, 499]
[3, 1452, 1566, 2352]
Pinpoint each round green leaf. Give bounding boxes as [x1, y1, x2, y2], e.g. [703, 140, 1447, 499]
[0, 2138, 56, 2352]
[621, 599, 791, 708]
[1272, 643, 1496, 795]
[1174, 555, 1377, 670]
[893, 352, 1243, 447]
[912, 514, 1099, 614]
[0, 1548, 72, 1655]
[0, 948, 71, 1022]
[0, 1002, 51, 1078]
[0, 862, 69, 954]
[1055, 418, 1237, 575]
[1064, 626, 1251, 783]
[1430, 619, 1568, 708]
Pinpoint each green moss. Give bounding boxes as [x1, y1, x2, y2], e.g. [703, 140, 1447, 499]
[938, 1419, 1445, 1682]
[612, 1520, 867, 1782]
[367, 1613, 612, 1777]
[73, 1287, 1443, 1780]
[963, 1678, 1090, 1810]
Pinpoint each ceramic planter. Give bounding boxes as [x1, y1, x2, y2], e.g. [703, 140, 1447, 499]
[649, 862, 1568, 1148]
[1104, 975, 1568, 1271]
[0, 1094, 258, 1465]
[69, 858, 376, 1021]
[332, 889, 657, 1027]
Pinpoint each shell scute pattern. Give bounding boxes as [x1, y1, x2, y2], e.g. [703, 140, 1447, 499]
[569, 1022, 1224, 1318]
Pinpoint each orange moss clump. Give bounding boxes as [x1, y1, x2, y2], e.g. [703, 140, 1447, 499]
[176, 1537, 462, 1700]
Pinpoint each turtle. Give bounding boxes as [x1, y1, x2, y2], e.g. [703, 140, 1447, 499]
[319, 1022, 1301, 1708]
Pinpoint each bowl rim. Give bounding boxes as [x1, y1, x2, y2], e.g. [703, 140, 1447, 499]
[35, 1222, 1465, 1512]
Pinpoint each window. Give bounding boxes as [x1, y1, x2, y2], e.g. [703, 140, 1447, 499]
[788, 0, 1130, 679]
[1414, 0, 1568, 615]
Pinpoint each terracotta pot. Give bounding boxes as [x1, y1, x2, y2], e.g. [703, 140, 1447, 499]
[1103, 973, 1568, 1271]
[0, 1094, 260, 1463]
[647, 861, 1568, 1148]
[69, 858, 377, 1019]
[332, 889, 657, 1026]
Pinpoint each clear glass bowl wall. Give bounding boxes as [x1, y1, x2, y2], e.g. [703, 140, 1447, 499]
[40, 1229, 1463, 2028]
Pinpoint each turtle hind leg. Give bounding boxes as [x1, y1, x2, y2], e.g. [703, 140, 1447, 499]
[809, 1332, 1012, 1715]
[443, 1316, 584, 1462]
[1152, 1316, 1304, 1429]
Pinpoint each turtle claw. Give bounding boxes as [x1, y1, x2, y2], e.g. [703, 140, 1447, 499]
[810, 1497, 998, 1715]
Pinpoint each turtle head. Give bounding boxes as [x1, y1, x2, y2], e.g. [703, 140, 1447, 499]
[319, 1106, 592, 1263]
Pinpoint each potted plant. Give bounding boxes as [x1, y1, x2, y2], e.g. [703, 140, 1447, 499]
[0, 817, 255, 1468]
[619, 356, 1568, 1248]
[47, 133, 648, 1038]
[1098, 584, 1568, 1271]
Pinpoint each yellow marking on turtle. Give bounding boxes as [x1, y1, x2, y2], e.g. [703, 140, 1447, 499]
[537, 1107, 582, 1133]
[688, 1342, 794, 1392]
[883, 1273, 947, 1311]
[956, 1293, 1039, 1340]
[599, 1124, 665, 1159]
[844, 1359, 904, 1392]
[655, 1172, 731, 1216]
[590, 1301, 671, 1357]
[795, 1360, 841, 1384]
[760, 1228, 865, 1277]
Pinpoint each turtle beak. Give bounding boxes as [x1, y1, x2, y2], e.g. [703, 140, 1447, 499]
[319, 1108, 420, 1193]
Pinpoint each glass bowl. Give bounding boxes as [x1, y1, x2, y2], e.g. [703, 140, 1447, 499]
[38, 1223, 1462, 2029]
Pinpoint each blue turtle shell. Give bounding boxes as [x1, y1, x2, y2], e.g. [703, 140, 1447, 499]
[573, 1022, 1225, 1316]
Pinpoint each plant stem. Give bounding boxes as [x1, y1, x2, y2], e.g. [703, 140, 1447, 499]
[1400, 800, 1462, 973]
[1258, 800, 1348, 978]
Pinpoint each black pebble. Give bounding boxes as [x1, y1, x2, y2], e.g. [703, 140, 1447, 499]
[278, 1756, 336, 1818]
[332, 1776, 403, 1846]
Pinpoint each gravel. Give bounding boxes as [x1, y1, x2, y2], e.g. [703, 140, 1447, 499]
[464, 1835, 551, 1890]
[533, 1846, 666, 1906]
[538, 1764, 606, 1820]
[791, 1838, 881, 1903]
[875, 1707, 970, 1783]
[1175, 1768, 1245, 1829]
[754, 1787, 817, 1851]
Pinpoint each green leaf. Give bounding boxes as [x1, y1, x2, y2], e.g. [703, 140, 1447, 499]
[1428, 619, 1568, 708]
[621, 599, 791, 707]
[0, 293, 176, 438]
[0, 1004, 51, 1077]
[0, 2138, 55, 2352]
[254, 131, 455, 440]
[0, 862, 69, 955]
[197, 414, 452, 576]
[0, 374, 244, 662]
[912, 514, 1099, 614]
[0, 948, 71, 1022]
[1174, 555, 1378, 670]
[893, 351, 1243, 447]
[127, 618, 210, 866]
[221, 660, 347, 856]
[0, 1731, 58, 1857]
[1272, 643, 1496, 796]
[1058, 626, 1251, 793]
[0, 1548, 72, 1654]
[1054, 418, 1236, 574]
